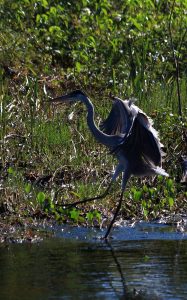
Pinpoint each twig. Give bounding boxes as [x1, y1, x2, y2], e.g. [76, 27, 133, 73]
[168, 0, 183, 116]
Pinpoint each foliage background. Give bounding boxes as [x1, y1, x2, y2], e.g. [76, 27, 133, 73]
[0, 0, 186, 231]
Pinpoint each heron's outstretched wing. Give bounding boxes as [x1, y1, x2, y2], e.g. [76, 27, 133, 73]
[101, 96, 165, 167]
[126, 103, 164, 166]
[100, 98, 135, 136]
[138, 111, 165, 165]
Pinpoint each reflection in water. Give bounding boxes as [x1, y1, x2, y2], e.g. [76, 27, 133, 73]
[0, 223, 187, 300]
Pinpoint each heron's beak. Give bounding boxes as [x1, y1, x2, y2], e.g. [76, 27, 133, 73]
[48, 95, 73, 104]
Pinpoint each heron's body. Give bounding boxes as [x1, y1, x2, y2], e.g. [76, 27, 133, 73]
[50, 90, 168, 238]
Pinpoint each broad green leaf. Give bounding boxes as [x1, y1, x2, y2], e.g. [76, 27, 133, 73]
[70, 209, 80, 221]
[141, 199, 147, 208]
[25, 183, 31, 194]
[143, 208, 148, 217]
[133, 190, 142, 201]
[86, 211, 93, 222]
[37, 192, 46, 204]
[167, 179, 173, 190]
[168, 197, 174, 207]
[7, 167, 14, 175]
[94, 211, 101, 223]
[75, 62, 82, 73]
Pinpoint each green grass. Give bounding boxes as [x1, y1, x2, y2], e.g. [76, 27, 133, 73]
[1, 95, 186, 222]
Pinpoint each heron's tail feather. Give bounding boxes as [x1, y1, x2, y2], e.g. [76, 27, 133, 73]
[154, 166, 169, 177]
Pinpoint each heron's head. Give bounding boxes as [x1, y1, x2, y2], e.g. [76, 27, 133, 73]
[50, 90, 87, 104]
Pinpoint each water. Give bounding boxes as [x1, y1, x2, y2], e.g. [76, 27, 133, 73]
[0, 222, 187, 300]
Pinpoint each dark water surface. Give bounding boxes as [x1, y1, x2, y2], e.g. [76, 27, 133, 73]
[0, 222, 187, 300]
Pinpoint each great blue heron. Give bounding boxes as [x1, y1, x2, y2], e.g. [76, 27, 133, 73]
[50, 90, 168, 238]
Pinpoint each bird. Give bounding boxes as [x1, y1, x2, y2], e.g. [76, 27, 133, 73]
[49, 90, 169, 239]
[181, 156, 187, 184]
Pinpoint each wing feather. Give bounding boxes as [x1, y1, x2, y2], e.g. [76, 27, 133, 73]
[122, 105, 163, 166]
[100, 96, 165, 168]
[136, 110, 163, 165]
[100, 98, 135, 136]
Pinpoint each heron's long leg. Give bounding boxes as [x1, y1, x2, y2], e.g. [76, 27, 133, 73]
[104, 171, 131, 239]
[63, 182, 112, 208]
[63, 164, 124, 208]
[104, 191, 123, 239]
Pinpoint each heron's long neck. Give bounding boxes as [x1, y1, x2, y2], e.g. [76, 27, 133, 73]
[83, 97, 122, 147]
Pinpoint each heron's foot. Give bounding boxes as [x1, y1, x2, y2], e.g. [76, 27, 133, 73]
[100, 234, 113, 240]
[103, 227, 113, 240]
[62, 189, 110, 208]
